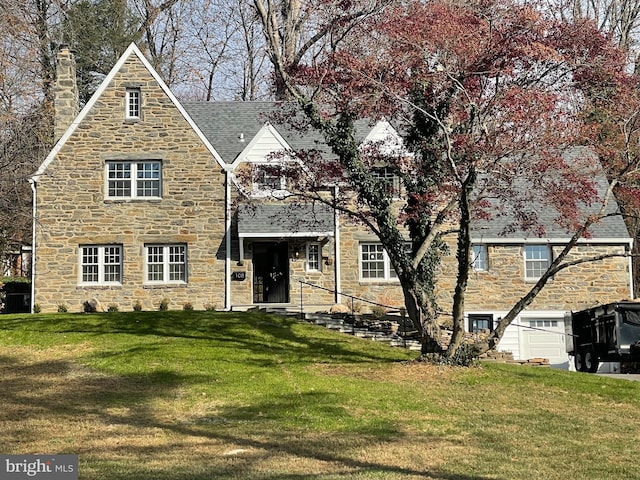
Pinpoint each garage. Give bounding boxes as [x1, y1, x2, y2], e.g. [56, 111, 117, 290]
[519, 317, 570, 368]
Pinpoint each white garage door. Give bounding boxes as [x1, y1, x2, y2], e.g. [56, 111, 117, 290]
[520, 318, 570, 369]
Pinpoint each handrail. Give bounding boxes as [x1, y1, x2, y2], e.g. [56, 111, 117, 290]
[296, 279, 415, 347]
[296, 279, 404, 316]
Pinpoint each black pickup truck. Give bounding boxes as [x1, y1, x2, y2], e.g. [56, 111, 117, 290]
[566, 301, 640, 372]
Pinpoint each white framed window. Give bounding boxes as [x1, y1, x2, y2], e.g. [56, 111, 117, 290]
[125, 88, 141, 119]
[372, 167, 401, 197]
[306, 242, 321, 272]
[106, 161, 161, 199]
[253, 164, 287, 194]
[80, 245, 122, 285]
[145, 244, 187, 284]
[524, 245, 551, 280]
[360, 243, 400, 281]
[472, 244, 488, 271]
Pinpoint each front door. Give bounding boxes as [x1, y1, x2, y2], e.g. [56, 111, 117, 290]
[253, 242, 289, 303]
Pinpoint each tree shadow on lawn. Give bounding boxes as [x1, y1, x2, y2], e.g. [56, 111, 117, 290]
[0, 311, 409, 365]
[0, 352, 497, 480]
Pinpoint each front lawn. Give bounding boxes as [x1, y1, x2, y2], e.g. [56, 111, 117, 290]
[0, 310, 638, 479]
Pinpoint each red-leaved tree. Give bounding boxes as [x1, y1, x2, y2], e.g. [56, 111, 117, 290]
[257, 0, 638, 358]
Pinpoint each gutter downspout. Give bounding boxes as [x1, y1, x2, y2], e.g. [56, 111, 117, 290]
[29, 178, 37, 313]
[334, 185, 341, 304]
[629, 238, 635, 300]
[225, 168, 232, 311]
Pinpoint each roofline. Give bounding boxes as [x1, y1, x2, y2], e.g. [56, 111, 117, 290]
[32, 43, 225, 182]
[471, 236, 633, 244]
[238, 232, 334, 238]
[230, 123, 293, 169]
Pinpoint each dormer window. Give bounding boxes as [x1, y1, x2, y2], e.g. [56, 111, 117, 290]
[253, 164, 287, 195]
[372, 167, 401, 197]
[125, 88, 141, 120]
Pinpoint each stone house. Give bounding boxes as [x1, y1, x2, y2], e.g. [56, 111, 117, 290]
[31, 44, 634, 367]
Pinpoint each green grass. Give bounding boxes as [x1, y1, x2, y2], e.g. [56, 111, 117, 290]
[1, 310, 639, 479]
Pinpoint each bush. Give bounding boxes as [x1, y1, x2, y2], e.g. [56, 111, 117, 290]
[83, 301, 97, 313]
[133, 300, 142, 312]
[203, 303, 216, 312]
[57, 304, 68, 313]
[371, 305, 387, 319]
[33, 303, 41, 314]
[183, 302, 194, 311]
[107, 304, 119, 313]
[159, 298, 169, 311]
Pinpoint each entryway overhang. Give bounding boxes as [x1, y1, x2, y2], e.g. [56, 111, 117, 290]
[237, 203, 335, 262]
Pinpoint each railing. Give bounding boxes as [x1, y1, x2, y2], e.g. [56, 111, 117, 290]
[296, 279, 404, 316]
[296, 279, 416, 346]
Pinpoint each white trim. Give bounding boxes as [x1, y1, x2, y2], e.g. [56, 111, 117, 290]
[230, 123, 292, 169]
[471, 236, 632, 244]
[334, 186, 341, 304]
[225, 170, 232, 311]
[523, 244, 551, 281]
[305, 242, 321, 272]
[32, 43, 225, 182]
[78, 245, 123, 286]
[29, 179, 36, 313]
[144, 244, 188, 285]
[125, 87, 141, 120]
[628, 238, 635, 300]
[238, 232, 334, 238]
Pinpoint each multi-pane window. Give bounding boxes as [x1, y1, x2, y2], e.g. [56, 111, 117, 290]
[253, 164, 285, 192]
[372, 167, 401, 197]
[472, 244, 488, 271]
[80, 245, 122, 285]
[106, 161, 161, 199]
[360, 243, 403, 280]
[306, 243, 320, 272]
[145, 244, 187, 284]
[125, 88, 141, 119]
[524, 245, 551, 280]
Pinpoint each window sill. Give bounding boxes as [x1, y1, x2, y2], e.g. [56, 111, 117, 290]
[77, 284, 122, 289]
[104, 198, 162, 203]
[143, 283, 188, 289]
[359, 279, 401, 285]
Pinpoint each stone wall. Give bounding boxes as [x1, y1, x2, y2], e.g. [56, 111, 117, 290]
[337, 224, 631, 316]
[34, 54, 226, 312]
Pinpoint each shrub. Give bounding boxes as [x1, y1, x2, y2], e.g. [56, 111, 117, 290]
[57, 304, 68, 313]
[133, 300, 142, 312]
[107, 304, 119, 313]
[371, 305, 387, 319]
[33, 304, 41, 314]
[159, 298, 169, 311]
[183, 302, 194, 311]
[83, 301, 97, 313]
[203, 303, 217, 312]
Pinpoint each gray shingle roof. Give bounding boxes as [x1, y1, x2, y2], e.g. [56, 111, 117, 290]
[183, 101, 629, 241]
[237, 202, 335, 236]
[471, 149, 630, 241]
[182, 101, 375, 164]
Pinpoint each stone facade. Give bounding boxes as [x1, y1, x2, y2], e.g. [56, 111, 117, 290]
[33, 43, 633, 327]
[33, 52, 226, 312]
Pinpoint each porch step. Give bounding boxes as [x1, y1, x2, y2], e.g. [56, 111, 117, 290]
[296, 311, 422, 352]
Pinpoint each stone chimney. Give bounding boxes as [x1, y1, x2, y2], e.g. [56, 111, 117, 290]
[54, 45, 79, 142]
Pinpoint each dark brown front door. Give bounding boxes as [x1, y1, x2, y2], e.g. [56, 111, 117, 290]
[253, 242, 289, 303]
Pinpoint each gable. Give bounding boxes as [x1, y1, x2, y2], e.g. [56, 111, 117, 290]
[33, 43, 224, 181]
[233, 124, 291, 166]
